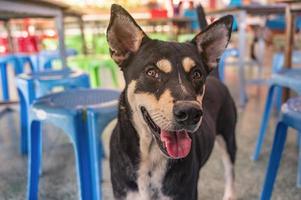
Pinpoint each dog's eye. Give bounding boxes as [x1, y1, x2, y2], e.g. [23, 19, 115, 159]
[146, 68, 159, 78]
[191, 70, 202, 80]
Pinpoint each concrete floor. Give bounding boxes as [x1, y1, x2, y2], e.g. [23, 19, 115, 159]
[1, 50, 301, 199]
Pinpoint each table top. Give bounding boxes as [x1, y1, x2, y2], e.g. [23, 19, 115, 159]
[140, 16, 191, 24]
[207, 4, 286, 16]
[276, 0, 301, 4]
[276, 0, 301, 12]
[0, 0, 83, 20]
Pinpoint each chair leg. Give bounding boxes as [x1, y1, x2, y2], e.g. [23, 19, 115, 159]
[297, 132, 301, 188]
[0, 63, 10, 101]
[274, 87, 283, 114]
[44, 60, 52, 69]
[13, 58, 23, 75]
[93, 67, 101, 87]
[252, 85, 276, 160]
[19, 89, 29, 155]
[260, 122, 288, 200]
[73, 114, 100, 200]
[27, 120, 42, 200]
[109, 67, 119, 88]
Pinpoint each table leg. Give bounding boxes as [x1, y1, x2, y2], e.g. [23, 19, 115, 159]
[237, 10, 248, 106]
[283, 5, 295, 102]
[4, 20, 14, 53]
[55, 12, 67, 68]
[78, 16, 88, 55]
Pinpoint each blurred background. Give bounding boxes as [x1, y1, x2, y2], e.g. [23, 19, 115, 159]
[1, 0, 301, 200]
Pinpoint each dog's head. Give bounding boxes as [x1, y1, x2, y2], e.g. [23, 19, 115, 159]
[107, 4, 233, 159]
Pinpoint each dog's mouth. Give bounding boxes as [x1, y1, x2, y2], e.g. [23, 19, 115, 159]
[141, 106, 192, 159]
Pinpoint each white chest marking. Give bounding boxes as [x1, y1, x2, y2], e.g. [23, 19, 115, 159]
[125, 125, 171, 200]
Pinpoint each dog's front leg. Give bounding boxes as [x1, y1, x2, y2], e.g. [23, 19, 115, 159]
[216, 135, 236, 200]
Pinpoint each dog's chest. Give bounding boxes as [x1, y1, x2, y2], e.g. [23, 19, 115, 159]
[126, 135, 171, 200]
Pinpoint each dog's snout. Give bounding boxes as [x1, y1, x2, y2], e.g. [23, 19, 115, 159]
[173, 102, 202, 126]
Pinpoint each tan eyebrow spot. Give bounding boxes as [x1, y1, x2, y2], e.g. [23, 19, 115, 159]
[182, 57, 196, 73]
[156, 59, 172, 73]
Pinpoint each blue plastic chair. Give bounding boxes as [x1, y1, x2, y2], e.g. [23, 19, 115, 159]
[218, 48, 239, 82]
[38, 49, 78, 70]
[27, 89, 120, 200]
[14, 54, 37, 72]
[0, 55, 17, 102]
[183, 8, 199, 31]
[16, 68, 90, 155]
[271, 51, 301, 112]
[260, 97, 301, 200]
[0, 53, 44, 102]
[228, 0, 242, 31]
[266, 15, 301, 32]
[252, 68, 301, 160]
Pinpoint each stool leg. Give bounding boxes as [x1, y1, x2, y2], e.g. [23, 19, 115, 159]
[0, 63, 10, 101]
[27, 120, 42, 200]
[252, 85, 276, 160]
[297, 132, 301, 188]
[74, 115, 100, 200]
[19, 89, 29, 155]
[260, 122, 288, 200]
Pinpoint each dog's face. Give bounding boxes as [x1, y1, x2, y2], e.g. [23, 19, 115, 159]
[107, 4, 233, 159]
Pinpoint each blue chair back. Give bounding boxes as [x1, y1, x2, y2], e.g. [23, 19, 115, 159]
[266, 15, 301, 31]
[229, 0, 242, 31]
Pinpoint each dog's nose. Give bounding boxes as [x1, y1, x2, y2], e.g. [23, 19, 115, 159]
[173, 102, 202, 126]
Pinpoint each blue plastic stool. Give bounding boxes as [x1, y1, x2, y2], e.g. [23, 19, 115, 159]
[260, 97, 301, 200]
[16, 68, 90, 155]
[27, 89, 120, 200]
[252, 68, 301, 160]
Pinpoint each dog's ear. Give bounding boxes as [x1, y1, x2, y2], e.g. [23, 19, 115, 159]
[192, 15, 233, 71]
[107, 4, 147, 66]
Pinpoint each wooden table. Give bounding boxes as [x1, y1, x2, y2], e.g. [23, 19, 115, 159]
[276, 0, 301, 100]
[207, 4, 286, 106]
[82, 15, 192, 39]
[0, 0, 87, 67]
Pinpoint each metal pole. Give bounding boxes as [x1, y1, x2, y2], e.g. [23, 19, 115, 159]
[283, 4, 295, 101]
[4, 20, 14, 53]
[78, 16, 88, 55]
[237, 10, 248, 106]
[55, 12, 67, 68]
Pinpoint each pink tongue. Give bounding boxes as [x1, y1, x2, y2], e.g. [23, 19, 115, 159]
[160, 130, 192, 159]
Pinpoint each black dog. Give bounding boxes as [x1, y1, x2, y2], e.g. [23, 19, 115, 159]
[107, 4, 237, 200]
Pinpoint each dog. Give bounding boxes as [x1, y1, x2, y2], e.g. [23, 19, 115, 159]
[107, 4, 237, 200]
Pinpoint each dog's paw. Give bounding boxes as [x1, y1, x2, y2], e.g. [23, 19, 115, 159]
[223, 192, 236, 200]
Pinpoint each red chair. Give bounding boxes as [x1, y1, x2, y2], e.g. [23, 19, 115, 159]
[0, 37, 9, 54]
[150, 9, 168, 19]
[16, 35, 39, 53]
